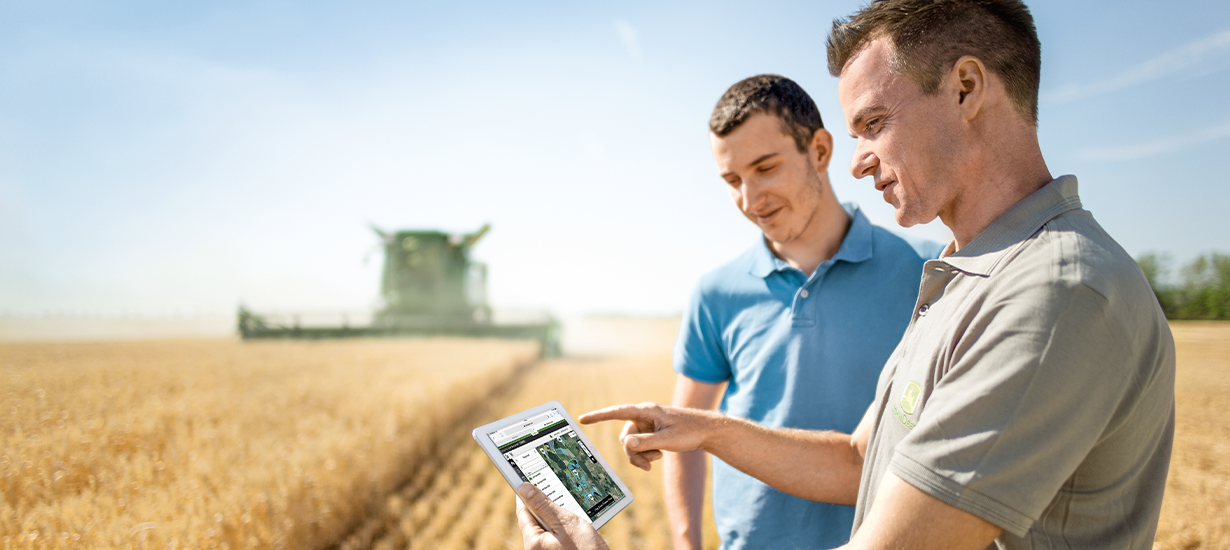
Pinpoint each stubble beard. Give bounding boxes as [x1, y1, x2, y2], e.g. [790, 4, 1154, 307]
[770, 174, 826, 245]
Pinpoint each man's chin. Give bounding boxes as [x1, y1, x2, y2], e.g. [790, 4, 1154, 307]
[893, 209, 941, 229]
[895, 210, 915, 228]
[892, 210, 920, 228]
[761, 230, 795, 247]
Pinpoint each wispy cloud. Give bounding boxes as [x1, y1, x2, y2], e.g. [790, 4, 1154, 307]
[613, 19, 640, 58]
[1043, 28, 1230, 105]
[1076, 119, 1230, 162]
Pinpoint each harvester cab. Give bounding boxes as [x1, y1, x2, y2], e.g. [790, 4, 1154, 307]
[372, 224, 493, 326]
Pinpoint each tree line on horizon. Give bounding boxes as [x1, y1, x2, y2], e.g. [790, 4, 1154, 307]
[1137, 252, 1230, 320]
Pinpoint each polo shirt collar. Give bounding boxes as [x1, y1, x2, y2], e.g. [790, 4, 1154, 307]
[747, 202, 875, 278]
[944, 175, 1083, 277]
[747, 238, 779, 278]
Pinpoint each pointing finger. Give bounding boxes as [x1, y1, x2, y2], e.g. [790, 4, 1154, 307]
[579, 403, 654, 425]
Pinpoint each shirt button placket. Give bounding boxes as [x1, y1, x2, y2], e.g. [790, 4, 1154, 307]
[916, 263, 952, 320]
[793, 286, 813, 324]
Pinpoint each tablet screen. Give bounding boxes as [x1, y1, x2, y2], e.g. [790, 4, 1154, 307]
[486, 407, 626, 522]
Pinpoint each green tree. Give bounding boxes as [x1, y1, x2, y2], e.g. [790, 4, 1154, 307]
[1137, 252, 1230, 320]
[1136, 252, 1177, 317]
[1175, 253, 1230, 320]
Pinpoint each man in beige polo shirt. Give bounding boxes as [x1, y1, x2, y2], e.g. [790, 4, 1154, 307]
[513, 1, 1176, 549]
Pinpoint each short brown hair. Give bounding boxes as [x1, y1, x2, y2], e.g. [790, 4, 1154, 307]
[709, 74, 824, 154]
[826, 0, 1041, 125]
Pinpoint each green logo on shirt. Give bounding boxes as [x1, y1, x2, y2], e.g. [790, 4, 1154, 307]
[900, 381, 922, 415]
[891, 405, 916, 429]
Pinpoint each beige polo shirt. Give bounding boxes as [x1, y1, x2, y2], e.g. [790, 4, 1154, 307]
[851, 176, 1175, 549]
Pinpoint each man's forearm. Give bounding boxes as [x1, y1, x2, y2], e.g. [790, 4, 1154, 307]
[663, 449, 707, 550]
[582, 402, 865, 503]
[700, 413, 863, 505]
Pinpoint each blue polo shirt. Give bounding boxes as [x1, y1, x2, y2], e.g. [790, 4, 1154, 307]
[673, 203, 941, 550]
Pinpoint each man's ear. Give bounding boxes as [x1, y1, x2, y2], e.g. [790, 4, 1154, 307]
[951, 55, 987, 121]
[809, 128, 834, 173]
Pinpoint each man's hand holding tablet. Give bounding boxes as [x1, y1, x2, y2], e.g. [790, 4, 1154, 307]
[516, 483, 610, 550]
[471, 400, 635, 546]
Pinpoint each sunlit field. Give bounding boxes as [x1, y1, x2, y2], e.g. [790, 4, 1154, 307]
[1153, 322, 1230, 550]
[2, 319, 1226, 549]
[1, 338, 538, 549]
[331, 352, 714, 550]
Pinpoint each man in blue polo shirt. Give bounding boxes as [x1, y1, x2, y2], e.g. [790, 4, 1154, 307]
[663, 75, 940, 550]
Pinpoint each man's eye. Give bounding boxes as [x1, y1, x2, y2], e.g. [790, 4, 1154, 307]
[865, 118, 882, 134]
[757, 165, 776, 173]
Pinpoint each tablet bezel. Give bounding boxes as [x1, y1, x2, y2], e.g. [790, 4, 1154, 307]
[471, 400, 634, 530]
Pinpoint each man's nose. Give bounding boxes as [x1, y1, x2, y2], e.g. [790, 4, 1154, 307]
[850, 140, 877, 180]
[740, 180, 764, 212]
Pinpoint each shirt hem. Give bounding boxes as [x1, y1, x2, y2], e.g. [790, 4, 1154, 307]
[672, 364, 731, 385]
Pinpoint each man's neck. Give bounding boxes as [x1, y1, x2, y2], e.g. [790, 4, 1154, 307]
[767, 189, 851, 277]
[942, 124, 1053, 251]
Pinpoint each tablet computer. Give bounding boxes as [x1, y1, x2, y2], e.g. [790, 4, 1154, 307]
[472, 400, 633, 529]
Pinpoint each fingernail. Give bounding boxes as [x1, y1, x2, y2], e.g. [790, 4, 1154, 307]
[627, 437, 639, 449]
[517, 484, 533, 498]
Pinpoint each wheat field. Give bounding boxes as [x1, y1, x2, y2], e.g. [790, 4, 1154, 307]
[331, 353, 712, 550]
[1153, 322, 1230, 550]
[1, 338, 539, 549]
[2, 320, 1227, 549]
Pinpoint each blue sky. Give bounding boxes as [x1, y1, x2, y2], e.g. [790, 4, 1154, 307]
[2, 0, 1228, 318]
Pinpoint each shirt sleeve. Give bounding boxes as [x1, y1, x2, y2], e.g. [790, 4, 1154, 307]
[672, 282, 731, 384]
[888, 280, 1142, 536]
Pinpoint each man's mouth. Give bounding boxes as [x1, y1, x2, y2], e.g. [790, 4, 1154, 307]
[877, 180, 899, 207]
[754, 206, 783, 223]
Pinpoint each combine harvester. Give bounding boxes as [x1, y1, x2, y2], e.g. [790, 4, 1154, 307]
[237, 224, 560, 356]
